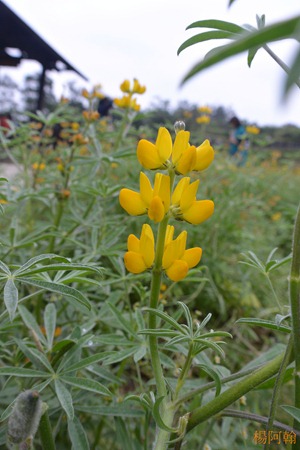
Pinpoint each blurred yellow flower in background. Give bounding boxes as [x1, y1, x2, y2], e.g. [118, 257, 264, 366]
[246, 125, 260, 135]
[196, 115, 211, 124]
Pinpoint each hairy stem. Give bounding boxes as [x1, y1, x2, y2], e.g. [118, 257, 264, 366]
[186, 350, 293, 433]
[289, 203, 300, 441]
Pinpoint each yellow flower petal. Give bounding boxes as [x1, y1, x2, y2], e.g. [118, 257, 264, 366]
[176, 231, 187, 259]
[148, 196, 165, 222]
[194, 140, 214, 171]
[137, 140, 163, 169]
[153, 173, 170, 213]
[182, 247, 202, 269]
[164, 225, 175, 247]
[140, 172, 153, 205]
[171, 177, 190, 205]
[172, 130, 190, 163]
[124, 251, 147, 273]
[183, 200, 214, 224]
[175, 146, 196, 175]
[163, 231, 187, 268]
[162, 240, 178, 269]
[156, 127, 172, 162]
[119, 189, 146, 215]
[180, 180, 199, 212]
[140, 224, 155, 267]
[166, 260, 189, 282]
[127, 234, 140, 253]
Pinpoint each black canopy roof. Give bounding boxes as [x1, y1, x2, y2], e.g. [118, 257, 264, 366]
[0, 0, 87, 79]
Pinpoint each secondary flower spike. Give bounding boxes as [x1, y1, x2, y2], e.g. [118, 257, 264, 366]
[171, 177, 214, 224]
[137, 127, 214, 174]
[119, 172, 170, 223]
[162, 226, 202, 281]
[124, 224, 155, 274]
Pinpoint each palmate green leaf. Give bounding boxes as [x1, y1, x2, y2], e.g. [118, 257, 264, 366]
[185, 19, 244, 33]
[61, 376, 111, 397]
[138, 328, 179, 337]
[16, 277, 91, 311]
[142, 307, 187, 335]
[103, 346, 141, 365]
[177, 30, 237, 54]
[16, 263, 102, 277]
[106, 301, 137, 338]
[18, 304, 48, 346]
[0, 367, 49, 377]
[196, 331, 232, 340]
[59, 352, 111, 374]
[0, 260, 11, 275]
[56, 335, 93, 372]
[54, 378, 74, 419]
[13, 254, 69, 275]
[180, 16, 300, 86]
[194, 339, 226, 359]
[92, 334, 135, 346]
[14, 339, 54, 372]
[68, 416, 90, 450]
[75, 404, 144, 417]
[133, 345, 147, 363]
[44, 303, 56, 350]
[236, 317, 291, 333]
[4, 277, 18, 321]
[178, 302, 193, 332]
[281, 405, 300, 423]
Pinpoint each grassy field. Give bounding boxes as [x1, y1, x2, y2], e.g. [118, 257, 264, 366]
[0, 94, 299, 449]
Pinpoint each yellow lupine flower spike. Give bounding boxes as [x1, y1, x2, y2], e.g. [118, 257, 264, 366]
[124, 224, 155, 273]
[119, 172, 170, 223]
[171, 177, 214, 225]
[137, 127, 214, 174]
[162, 226, 202, 281]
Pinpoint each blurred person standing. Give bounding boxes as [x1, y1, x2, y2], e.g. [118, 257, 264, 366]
[228, 116, 249, 166]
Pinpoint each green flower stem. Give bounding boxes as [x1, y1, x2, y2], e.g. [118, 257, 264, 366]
[185, 350, 293, 433]
[38, 407, 56, 450]
[148, 216, 175, 450]
[289, 204, 300, 436]
[114, 109, 135, 152]
[264, 334, 294, 450]
[149, 215, 169, 398]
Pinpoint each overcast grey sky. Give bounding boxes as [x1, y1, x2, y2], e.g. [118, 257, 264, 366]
[1, 0, 300, 126]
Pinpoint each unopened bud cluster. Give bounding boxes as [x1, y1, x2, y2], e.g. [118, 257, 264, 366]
[7, 390, 42, 448]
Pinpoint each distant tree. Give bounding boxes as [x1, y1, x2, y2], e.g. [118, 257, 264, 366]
[21, 72, 57, 113]
[0, 75, 18, 114]
[63, 80, 86, 109]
